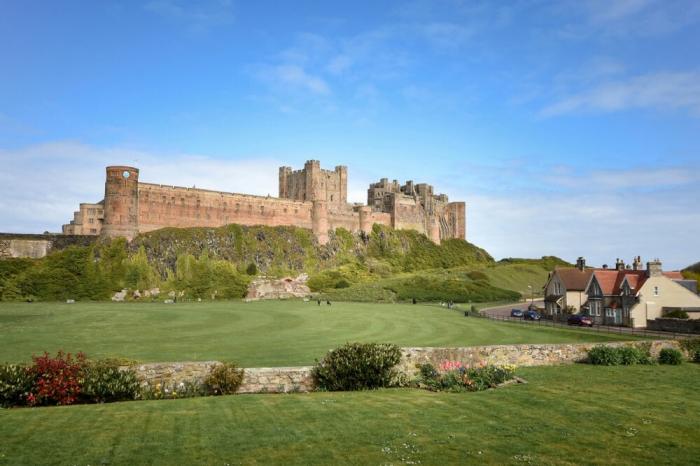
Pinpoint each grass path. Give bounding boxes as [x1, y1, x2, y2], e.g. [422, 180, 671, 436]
[0, 300, 643, 366]
[0, 364, 698, 465]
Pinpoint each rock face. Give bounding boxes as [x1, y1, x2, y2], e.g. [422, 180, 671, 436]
[245, 274, 311, 300]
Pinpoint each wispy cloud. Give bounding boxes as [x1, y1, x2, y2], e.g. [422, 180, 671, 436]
[144, 0, 234, 31]
[540, 71, 700, 117]
[257, 64, 331, 96]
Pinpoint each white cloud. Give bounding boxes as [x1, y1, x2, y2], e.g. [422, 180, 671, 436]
[0, 141, 280, 234]
[541, 71, 700, 117]
[257, 64, 331, 96]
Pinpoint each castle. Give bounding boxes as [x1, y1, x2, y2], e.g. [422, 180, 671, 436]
[63, 161, 466, 244]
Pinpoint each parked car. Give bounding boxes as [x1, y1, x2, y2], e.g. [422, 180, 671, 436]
[510, 309, 524, 318]
[567, 314, 593, 327]
[523, 310, 541, 321]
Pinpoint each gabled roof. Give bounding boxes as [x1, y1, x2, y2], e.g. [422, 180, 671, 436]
[592, 270, 619, 295]
[620, 271, 647, 293]
[553, 267, 593, 291]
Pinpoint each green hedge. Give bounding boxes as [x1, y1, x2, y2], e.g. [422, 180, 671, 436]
[312, 343, 402, 391]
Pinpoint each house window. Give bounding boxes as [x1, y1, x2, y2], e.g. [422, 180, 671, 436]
[653, 286, 659, 296]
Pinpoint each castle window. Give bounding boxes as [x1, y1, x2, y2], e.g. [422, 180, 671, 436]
[653, 286, 659, 296]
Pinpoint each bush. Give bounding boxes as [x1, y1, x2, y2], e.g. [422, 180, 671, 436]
[0, 364, 35, 407]
[658, 348, 683, 365]
[246, 262, 257, 276]
[28, 351, 86, 406]
[415, 362, 517, 392]
[80, 360, 142, 403]
[617, 346, 652, 365]
[204, 362, 244, 395]
[141, 380, 207, 400]
[312, 343, 402, 391]
[664, 310, 689, 319]
[587, 346, 623, 366]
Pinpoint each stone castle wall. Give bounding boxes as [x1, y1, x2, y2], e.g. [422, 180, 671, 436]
[131, 340, 682, 394]
[136, 183, 314, 234]
[65, 161, 466, 244]
[0, 233, 98, 259]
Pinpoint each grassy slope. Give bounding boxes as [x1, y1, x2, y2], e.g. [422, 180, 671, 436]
[0, 301, 643, 366]
[1, 364, 698, 465]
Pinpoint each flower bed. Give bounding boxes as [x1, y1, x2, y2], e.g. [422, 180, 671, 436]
[414, 360, 518, 392]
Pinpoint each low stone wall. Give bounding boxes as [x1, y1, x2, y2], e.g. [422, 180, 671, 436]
[647, 318, 700, 334]
[132, 340, 683, 394]
[133, 362, 313, 394]
[397, 340, 681, 377]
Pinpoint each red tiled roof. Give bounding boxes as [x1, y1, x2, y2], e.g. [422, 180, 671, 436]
[554, 267, 593, 291]
[620, 271, 647, 293]
[593, 270, 619, 295]
[663, 271, 684, 280]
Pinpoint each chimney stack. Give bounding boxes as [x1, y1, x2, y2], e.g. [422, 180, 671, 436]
[615, 258, 625, 271]
[633, 256, 642, 271]
[646, 259, 662, 277]
[576, 257, 586, 271]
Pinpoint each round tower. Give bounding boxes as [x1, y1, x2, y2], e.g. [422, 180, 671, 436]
[102, 166, 139, 240]
[358, 206, 372, 235]
[312, 200, 329, 245]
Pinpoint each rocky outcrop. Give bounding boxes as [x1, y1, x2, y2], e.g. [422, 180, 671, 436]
[245, 274, 311, 300]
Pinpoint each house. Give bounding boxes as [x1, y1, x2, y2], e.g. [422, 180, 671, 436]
[543, 257, 592, 316]
[544, 256, 700, 328]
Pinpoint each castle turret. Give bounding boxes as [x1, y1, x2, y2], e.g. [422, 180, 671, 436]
[312, 200, 329, 245]
[102, 166, 139, 240]
[278, 166, 292, 198]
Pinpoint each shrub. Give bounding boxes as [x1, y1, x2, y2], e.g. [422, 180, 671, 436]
[28, 351, 86, 406]
[658, 348, 683, 365]
[664, 310, 689, 319]
[204, 362, 244, 395]
[466, 271, 488, 281]
[335, 279, 351, 289]
[312, 343, 402, 391]
[694, 350, 700, 364]
[0, 364, 35, 407]
[415, 362, 516, 392]
[587, 346, 623, 366]
[679, 338, 700, 358]
[246, 262, 258, 276]
[80, 360, 142, 403]
[618, 346, 652, 365]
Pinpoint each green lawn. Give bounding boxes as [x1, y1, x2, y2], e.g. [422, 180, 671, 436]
[1, 300, 642, 366]
[1, 364, 697, 465]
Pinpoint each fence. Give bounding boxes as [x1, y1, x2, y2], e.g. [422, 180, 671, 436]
[436, 303, 699, 340]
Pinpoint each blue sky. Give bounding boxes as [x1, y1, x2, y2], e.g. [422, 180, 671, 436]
[1, 0, 699, 269]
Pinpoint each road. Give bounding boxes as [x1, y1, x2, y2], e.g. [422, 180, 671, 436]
[481, 300, 544, 318]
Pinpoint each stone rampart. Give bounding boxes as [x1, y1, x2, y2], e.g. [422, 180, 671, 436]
[131, 340, 682, 395]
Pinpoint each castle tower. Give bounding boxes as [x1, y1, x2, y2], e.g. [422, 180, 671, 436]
[312, 200, 329, 245]
[429, 217, 441, 245]
[335, 165, 348, 204]
[102, 166, 139, 240]
[304, 160, 322, 202]
[278, 166, 292, 198]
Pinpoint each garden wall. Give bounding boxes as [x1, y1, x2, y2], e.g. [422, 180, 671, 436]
[132, 362, 313, 394]
[131, 340, 683, 394]
[647, 318, 700, 334]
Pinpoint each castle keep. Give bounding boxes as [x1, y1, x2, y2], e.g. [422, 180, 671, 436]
[63, 161, 466, 244]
